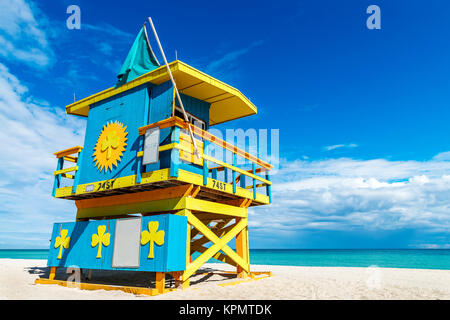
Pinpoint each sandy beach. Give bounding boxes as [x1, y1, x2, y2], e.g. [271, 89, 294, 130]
[1, 259, 449, 300]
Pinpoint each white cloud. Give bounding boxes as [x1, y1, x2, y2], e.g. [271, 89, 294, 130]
[204, 40, 265, 79]
[250, 156, 450, 240]
[0, 63, 85, 248]
[0, 0, 54, 67]
[324, 143, 358, 151]
[433, 151, 450, 161]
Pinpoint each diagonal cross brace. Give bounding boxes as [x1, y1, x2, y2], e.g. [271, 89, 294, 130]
[183, 211, 249, 281]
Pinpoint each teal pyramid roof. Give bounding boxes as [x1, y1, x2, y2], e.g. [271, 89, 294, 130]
[116, 26, 160, 87]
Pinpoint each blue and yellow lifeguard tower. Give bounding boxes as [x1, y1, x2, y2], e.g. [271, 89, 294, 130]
[36, 23, 273, 295]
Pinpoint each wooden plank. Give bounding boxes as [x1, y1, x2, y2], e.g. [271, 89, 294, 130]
[138, 116, 273, 170]
[236, 217, 249, 278]
[66, 61, 257, 125]
[75, 184, 194, 210]
[137, 142, 178, 157]
[64, 155, 78, 163]
[54, 166, 78, 176]
[235, 167, 265, 183]
[185, 198, 247, 217]
[155, 272, 165, 294]
[182, 212, 248, 280]
[174, 143, 271, 185]
[35, 278, 162, 296]
[49, 267, 56, 280]
[54, 146, 83, 158]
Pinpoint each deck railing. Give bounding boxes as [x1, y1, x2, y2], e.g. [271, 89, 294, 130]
[138, 116, 273, 202]
[52, 146, 83, 196]
[52, 117, 273, 203]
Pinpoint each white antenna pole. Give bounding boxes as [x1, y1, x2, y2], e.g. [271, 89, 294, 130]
[148, 17, 200, 158]
[175, 50, 178, 60]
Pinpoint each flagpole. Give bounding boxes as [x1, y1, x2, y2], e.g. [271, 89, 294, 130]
[143, 23, 160, 66]
[147, 17, 200, 158]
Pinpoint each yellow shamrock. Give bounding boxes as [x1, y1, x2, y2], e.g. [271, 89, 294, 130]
[54, 229, 70, 260]
[101, 130, 119, 160]
[141, 221, 165, 259]
[91, 225, 110, 259]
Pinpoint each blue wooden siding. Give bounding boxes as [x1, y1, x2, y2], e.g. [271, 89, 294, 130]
[76, 80, 212, 185]
[78, 84, 150, 185]
[47, 215, 187, 272]
[180, 93, 210, 130]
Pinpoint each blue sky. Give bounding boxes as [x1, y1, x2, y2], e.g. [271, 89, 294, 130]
[1, 0, 450, 249]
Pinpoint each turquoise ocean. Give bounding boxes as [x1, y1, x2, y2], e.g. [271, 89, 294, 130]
[1, 249, 450, 270]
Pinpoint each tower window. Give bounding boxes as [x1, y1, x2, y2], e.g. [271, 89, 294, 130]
[174, 106, 206, 131]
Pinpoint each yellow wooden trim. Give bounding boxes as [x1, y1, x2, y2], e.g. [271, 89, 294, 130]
[53, 166, 78, 176]
[185, 198, 247, 217]
[155, 272, 165, 294]
[55, 169, 170, 198]
[63, 155, 78, 163]
[65, 61, 257, 126]
[54, 167, 269, 204]
[192, 244, 237, 266]
[34, 278, 168, 296]
[75, 185, 194, 209]
[246, 183, 266, 189]
[179, 133, 203, 165]
[76, 197, 187, 219]
[49, 267, 56, 280]
[76, 195, 246, 220]
[61, 173, 75, 179]
[176, 169, 270, 204]
[76, 169, 170, 195]
[168, 116, 273, 169]
[183, 212, 249, 280]
[174, 143, 271, 185]
[217, 274, 272, 287]
[54, 146, 83, 158]
[136, 143, 178, 158]
[138, 117, 181, 135]
[202, 153, 271, 185]
[191, 221, 235, 251]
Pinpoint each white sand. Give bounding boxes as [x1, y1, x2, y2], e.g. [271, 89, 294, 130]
[1, 259, 449, 300]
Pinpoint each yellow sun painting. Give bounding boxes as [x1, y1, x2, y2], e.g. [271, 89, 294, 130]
[93, 121, 128, 173]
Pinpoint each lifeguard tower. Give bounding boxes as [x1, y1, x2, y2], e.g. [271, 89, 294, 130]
[36, 22, 273, 295]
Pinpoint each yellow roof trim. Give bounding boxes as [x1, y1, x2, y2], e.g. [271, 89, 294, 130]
[65, 60, 257, 126]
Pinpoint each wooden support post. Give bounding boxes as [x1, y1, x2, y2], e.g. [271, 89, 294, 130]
[232, 153, 237, 193]
[155, 272, 165, 294]
[52, 158, 64, 197]
[136, 135, 144, 184]
[252, 163, 256, 200]
[211, 168, 218, 180]
[49, 267, 57, 280]
[186, 222, 191, 267]
[266, 171, 272, 203]
[170, 126, 180, 177]
[236, 201, 250, 278]
[183, 217, 191, 290]
[236, 220, 249, 278]
[203, 140, 209, 185]
[240, 174, 246, 189]
[72, 149, 83, 193]
[224, 167, 229, 183]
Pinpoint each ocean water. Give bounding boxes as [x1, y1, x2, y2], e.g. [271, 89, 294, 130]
[3, 249, 450, 270]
